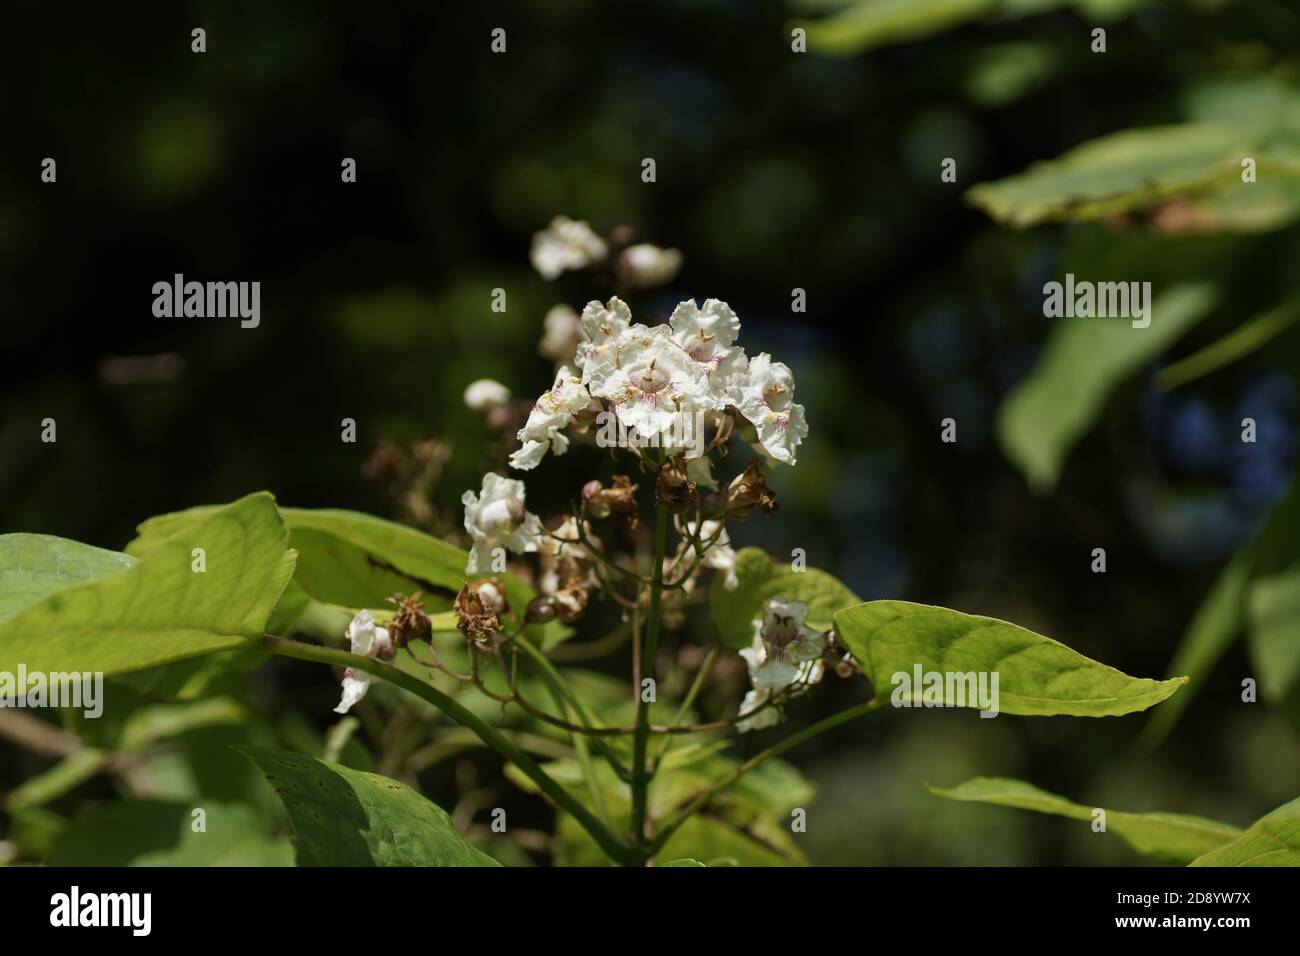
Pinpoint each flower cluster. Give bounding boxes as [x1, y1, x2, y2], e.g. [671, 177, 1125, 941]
[518, 216, 808, 472]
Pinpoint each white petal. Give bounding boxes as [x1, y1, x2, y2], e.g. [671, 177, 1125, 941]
[335, 671, 371, 714]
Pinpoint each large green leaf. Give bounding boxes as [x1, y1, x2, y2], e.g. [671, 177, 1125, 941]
[131, 505, 462, 605]
[834, 600, 1186, 716]
[48, 800, 292, 866]
[241, 746, 499, 866]
[710, 547, 860, 648]
[968, 124, 1251, 228]
[997, 281, 1217, 493]
[1189, 796, 1300, 866]
[0, 493, 295, 677]
[930, 777, 1241, 864]
[0, 534, 136, 620]
[130, 501, 567, 646]
[1141, 553, 1250, 747]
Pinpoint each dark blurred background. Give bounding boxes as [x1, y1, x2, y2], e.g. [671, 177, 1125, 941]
[3, 0, 1298, 864]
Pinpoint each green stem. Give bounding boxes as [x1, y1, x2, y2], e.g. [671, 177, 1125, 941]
[514, 638, 630, 781]
[629, 504, 670, 862]
[649, 697, 883, 855]
[652, 646, 719, 771]
[262, 634, 635, 865]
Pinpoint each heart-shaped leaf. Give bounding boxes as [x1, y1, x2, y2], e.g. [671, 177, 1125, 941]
[834, 600, 1185, 716]
[0, 493, 295, 677]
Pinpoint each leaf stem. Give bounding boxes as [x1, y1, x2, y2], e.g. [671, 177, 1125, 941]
[649, 696, 883, 855]
[262, 634, 636, 865]
[629, 503, 670, 861]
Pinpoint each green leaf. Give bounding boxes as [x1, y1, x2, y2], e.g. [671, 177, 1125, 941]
[1189, 796, 1300, 866]
[800, 0, 998, 57]
[130, 501, 568, 646]
[967, 124, 1251, 228]
[797, 0, 1146, 57]
[662, 858, 706, 867]
[1141, 553, 1251, 748]
[240, 746, 499, 866]
[0, 534, 136, 620]
[48, 800, 293, 866]
[0, 493, 296, 677]
[710, 547, 860, 648]
[997, 280, 1217, 492]
[834, 600, 1186, 716]
[930, 777, 1242, 864]
[1245, 482, 1300, 704]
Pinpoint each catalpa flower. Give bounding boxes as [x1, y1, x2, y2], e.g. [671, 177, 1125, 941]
[730, 353, 809, 466]
[618, 243, 683, 290]
[740, 598, 827, 691]
[462, 473, 544, 574]
[510, 366, 594, 470]
[669, 299, 748, 388]
[531, 216, 607, 281]
[575, 296, 633, 373]
[463, 378, 511, 412]
[335, 610, 395, 714]
[539, 304, 583, 365]
[585, 322, 726, 449]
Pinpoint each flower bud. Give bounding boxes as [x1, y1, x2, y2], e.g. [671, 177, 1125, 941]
[454, 583, 502, 647]
[656, 456, 699, 514]
[581, 480, 610, 518]
[387, 592, 433, 647]
[550, 584, 589, 623]
[526, 596, 557, 623]
[725, 459, 778, 519]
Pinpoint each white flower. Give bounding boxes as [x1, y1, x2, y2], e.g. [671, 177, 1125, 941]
[539, 304, 583, 364]
[530, 216, 607, 280]
[730, 353, 808, 466]
[334, 611, 395, 714]
[737, 688, 781, 733]
[509, 366, 594, 470]
[674, 518, 738, 590]
[576, 296, 634, 373]
[741, 599, 827, 691]
[669, 299, 748, 388]
[336, 670, 370, 714]
[619, 243, 683, 289]
[585, 322, 726, 448]
[462, 473, 544, 574]
[463, 378, 511, 412]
